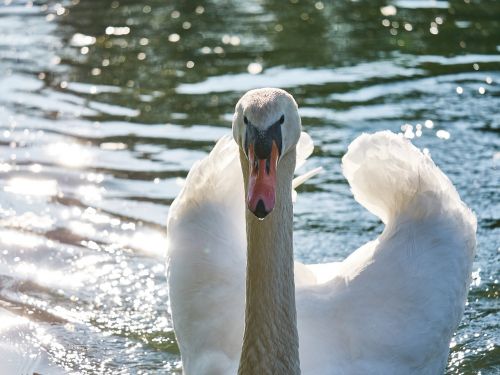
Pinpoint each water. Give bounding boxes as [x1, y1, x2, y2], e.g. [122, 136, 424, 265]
[0, 0, 498, 373]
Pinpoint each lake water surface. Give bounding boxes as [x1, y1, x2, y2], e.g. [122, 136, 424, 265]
[0, 0, 498, 373]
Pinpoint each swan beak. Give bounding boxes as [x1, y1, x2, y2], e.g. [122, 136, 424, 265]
[247, 141, 279, 219]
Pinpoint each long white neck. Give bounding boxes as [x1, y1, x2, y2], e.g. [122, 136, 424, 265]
[238, 148, 300, 375]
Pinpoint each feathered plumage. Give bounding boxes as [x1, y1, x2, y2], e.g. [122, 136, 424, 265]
[167, 129, 475, 374]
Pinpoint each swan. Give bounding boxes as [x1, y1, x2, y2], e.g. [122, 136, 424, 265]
[166, 88, 476, 374]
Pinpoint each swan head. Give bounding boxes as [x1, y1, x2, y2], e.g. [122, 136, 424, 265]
[232, 88, 301, 219]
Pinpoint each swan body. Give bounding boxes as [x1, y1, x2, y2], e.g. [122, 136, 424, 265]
[166, 88, 476, 374]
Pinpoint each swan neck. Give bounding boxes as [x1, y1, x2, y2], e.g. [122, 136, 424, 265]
[238, 149, 300, 375]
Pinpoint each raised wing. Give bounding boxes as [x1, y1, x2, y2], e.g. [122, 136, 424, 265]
[296, 131, 476, 374]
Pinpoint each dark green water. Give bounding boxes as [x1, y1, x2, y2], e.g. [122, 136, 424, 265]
[0, 0, 498, 373]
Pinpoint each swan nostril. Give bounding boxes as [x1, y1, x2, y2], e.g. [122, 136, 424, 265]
[254, 199, 269, 219]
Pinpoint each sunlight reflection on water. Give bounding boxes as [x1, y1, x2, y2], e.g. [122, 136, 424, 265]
[4, 177, 58, 197]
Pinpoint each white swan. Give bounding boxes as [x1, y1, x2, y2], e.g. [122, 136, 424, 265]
[166, 88, 476, 374]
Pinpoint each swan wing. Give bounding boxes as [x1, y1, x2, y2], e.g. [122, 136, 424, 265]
[296, 131, 476, 374]
[166, 135, 245, 374]
[167, 132, 317, 374]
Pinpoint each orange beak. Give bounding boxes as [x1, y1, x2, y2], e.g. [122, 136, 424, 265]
[247, 141, 279, 219]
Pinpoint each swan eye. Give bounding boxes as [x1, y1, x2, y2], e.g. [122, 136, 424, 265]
[244, 116, 249, 125]
[279, 114, 285, 124]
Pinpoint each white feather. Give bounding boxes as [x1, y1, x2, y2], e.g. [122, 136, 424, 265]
[166, 130, 476, 374]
